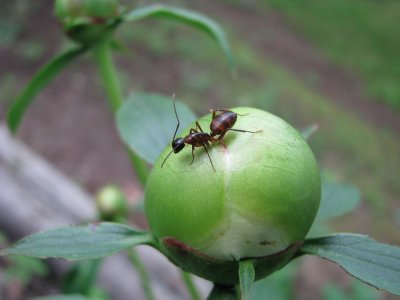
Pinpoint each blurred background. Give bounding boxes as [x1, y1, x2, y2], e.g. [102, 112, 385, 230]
[0, 0, 399, 299]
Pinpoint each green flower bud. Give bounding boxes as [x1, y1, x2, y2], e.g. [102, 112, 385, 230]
[145, 107, 321, 284]
[96, 185, 128, 222]
[54, 0, 122, 45]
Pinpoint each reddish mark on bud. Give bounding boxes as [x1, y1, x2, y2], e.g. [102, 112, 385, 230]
[162, 237, 213, 260]
[163, 237, 192, 252]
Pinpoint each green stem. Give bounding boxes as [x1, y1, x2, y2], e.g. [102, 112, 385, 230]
[181, 271, 202, 300]
[127, 249, 156, 300]
[127, 151, 149, 187]
[92, 36, 148, 186]
[207, 285, 238, 300]
[92, 37, 153, 299]
[92, 37, 123, 112]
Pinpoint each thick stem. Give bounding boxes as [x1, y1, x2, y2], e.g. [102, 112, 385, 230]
[92, 36, 148, 186]
[207, 285, 238, 300]
[181, 271, 202, 300]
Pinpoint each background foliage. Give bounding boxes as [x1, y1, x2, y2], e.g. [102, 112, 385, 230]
[0, 0, 399, 299]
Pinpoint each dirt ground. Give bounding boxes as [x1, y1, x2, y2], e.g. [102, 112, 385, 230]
[0, 1, 397, 299]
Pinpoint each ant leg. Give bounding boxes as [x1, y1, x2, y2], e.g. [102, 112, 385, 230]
[195, 121, 206, 133]
[229, 128, 262, 134]
[189, 128, 199, 134]
[210, 109, 231, 113]
[215, 131, 228, 149]
[190, 146, 195, 165]
[210, 109, 249, 117]
[209, 136, 218, 143]
[210, 109, 218, 120]
[202, 143, 216, 171]
[207, 136, 220, 149]
[214, 131, 227, 149]
[217, 131, 227, 141]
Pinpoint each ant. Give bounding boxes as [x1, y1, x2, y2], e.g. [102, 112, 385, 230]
[161, 100, 217, 171]
[161, 100, 262, 171]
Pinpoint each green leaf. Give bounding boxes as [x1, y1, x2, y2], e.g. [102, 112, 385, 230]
[300, 124, 319, 140]
[0, 223, 153, 260]
[7, 46, 87, 133]
[299, 233, 400, 296]
[316, 181, 361, 221]
[116, 93, 197, 164]
[123, 4, 235, 70]
[239, 260, 255, 300]
[33, 296, 96, 300]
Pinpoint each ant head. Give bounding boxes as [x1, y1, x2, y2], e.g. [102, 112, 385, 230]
[172, 138, 185, 153]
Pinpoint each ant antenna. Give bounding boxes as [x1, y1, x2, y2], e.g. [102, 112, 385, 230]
[161, 148, 175, 168]
[161, 94, 181, 168]
[172, 94, 180, 142]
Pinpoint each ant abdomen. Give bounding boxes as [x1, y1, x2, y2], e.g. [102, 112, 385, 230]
[210, 110, 237, 137]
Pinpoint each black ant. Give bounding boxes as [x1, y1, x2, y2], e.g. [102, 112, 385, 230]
[161, 101, 261, 171]
[208, 109, 262, 142]
[161, 100, 217, 171]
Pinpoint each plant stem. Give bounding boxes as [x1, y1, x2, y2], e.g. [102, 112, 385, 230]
[181, 271, 202, 300]
[127, 249, 156, 300]
[127, 151, 149, 187]
[92, 36, 148, 186]
[92, 37, 153, 300]
[92, 37, 122, 112]
[207, 285, 238, 300]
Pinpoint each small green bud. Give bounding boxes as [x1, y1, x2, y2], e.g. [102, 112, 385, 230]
[145, 107, 321, 284]
[54, 0, 122, 45]
[96, 185, 128, 221]
[55, 0, 119, 19]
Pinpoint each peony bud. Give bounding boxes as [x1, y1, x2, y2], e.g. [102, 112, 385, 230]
[54, 0, 122, 45]
[96, 185, 128, 222]
[145, 107, 321, 284]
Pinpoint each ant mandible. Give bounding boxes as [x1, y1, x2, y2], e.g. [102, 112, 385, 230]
[161, 99, 217, 171]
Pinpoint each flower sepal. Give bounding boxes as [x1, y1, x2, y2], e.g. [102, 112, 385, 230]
[160, 236, 303, 285]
